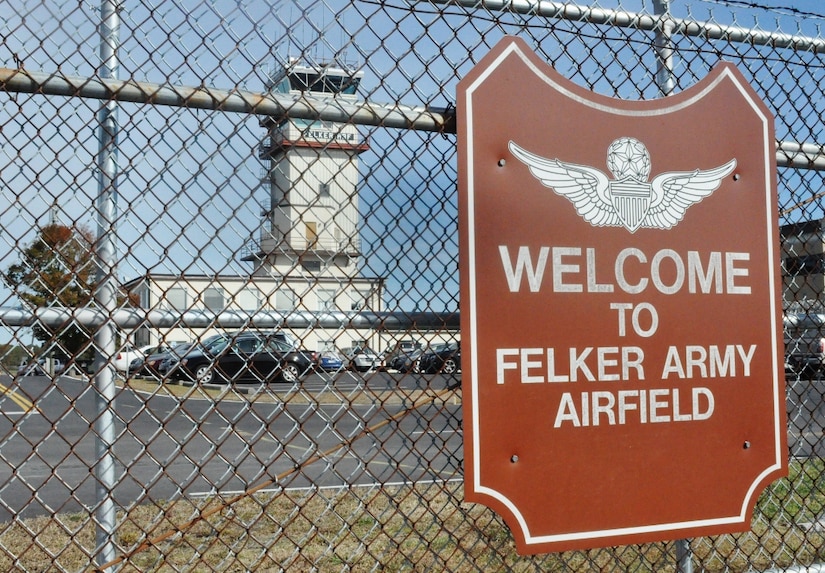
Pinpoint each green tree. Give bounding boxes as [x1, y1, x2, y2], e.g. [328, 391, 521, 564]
[4, 223, 98, 358]
[0, 343, 35, 373]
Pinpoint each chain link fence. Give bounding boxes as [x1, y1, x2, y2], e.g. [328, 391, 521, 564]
[1, 0, 825, 571]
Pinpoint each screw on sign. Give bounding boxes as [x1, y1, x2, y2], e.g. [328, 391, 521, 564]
[457, 36, 786, 554]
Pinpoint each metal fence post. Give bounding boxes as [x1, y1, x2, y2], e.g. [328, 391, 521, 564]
[93, 0, 121, 569]
[653, 0, 675, 97]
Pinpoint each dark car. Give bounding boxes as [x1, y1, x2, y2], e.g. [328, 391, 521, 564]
[173, 332, 313, 384]
[388, 348, 420, 372]
[391, 347, 428, 373]
[161, 334, 232, 379]
[417, 341, 461, 375]
[130, 342, 190, 377]
[155, 342, 195, 376]
[385, 340, 422, 372]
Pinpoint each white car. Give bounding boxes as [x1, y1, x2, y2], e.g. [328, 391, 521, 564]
[346, 347, 381, 372]
[112, 344, 155, 373]
[17, 358, 64, 376]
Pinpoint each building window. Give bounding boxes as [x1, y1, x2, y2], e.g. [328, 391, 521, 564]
[167, 287, 188, 311]
[349, 290, 365, 311]
[319, 182, 331, 199]
[135, 326, 150, 347]
[305, 222, 318, 248]
[137, 286, 150, 308]
[204, 288, 225, 312]
[785, 255, 825, 276]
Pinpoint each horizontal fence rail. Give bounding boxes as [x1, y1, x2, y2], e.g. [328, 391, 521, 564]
[0, 67, 456, 133]
[1, 67, 824, 169]
[425, 0, 825, 53]
[0, 308, 460, 330]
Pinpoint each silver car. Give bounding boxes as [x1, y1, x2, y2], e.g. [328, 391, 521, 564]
[346, 347, 380, 372]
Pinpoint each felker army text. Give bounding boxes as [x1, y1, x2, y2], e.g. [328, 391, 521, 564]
[495, 344, 755, 428]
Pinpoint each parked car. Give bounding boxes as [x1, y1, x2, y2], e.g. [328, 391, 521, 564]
[387, 347, 422, 372]
[173, 332, 314, 384]
[130, 342, 191, 377]
[162, 334, 229, 378]
[785, 313, 825, 375]
[156, 342, 196, 376]
[393, 347, 426, 373]
[113, 344, 155, 374]
[346, 347, 381, 372]
[316, 350, 345, 372]
[17, 357, 64, 376]
[417, 341, 461, 375]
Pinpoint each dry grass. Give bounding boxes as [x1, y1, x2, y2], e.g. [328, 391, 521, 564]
[0, 481, 823, 572]
[0, 483, 510, 573]
[123, 376, 456, 407]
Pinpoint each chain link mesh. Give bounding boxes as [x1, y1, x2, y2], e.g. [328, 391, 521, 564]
[0, 0, 824, 571]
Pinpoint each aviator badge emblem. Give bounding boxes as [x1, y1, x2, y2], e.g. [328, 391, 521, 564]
[509, 137, 736, 233]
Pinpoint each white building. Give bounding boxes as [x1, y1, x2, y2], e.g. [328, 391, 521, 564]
[124, 273, 384, 353]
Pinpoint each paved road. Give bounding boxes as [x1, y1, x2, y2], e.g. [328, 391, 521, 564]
[1, 370, 816, 522]
[0, 370, 463, 521]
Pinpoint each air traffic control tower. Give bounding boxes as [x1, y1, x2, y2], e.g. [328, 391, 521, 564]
[244, 59, 369, 278]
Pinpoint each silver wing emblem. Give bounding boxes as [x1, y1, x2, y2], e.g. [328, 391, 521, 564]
[508, 138, 736, 233]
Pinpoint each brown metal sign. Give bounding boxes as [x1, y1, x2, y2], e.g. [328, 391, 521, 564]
[457, 36, 787, 554]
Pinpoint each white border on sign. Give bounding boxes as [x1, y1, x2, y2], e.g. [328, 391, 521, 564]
[463, 39, 783, 547]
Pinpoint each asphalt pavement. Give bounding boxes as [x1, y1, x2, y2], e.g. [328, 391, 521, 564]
[2, 369, 818, 523]
[0, 370, 463, 521]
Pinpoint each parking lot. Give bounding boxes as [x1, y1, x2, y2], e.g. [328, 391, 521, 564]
[0, 370, 462, 522]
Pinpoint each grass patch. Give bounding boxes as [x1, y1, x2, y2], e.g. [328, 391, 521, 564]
[759, 457, 825, 523]
[1, 478, 825, 572]
[122, 376, 455, 407]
